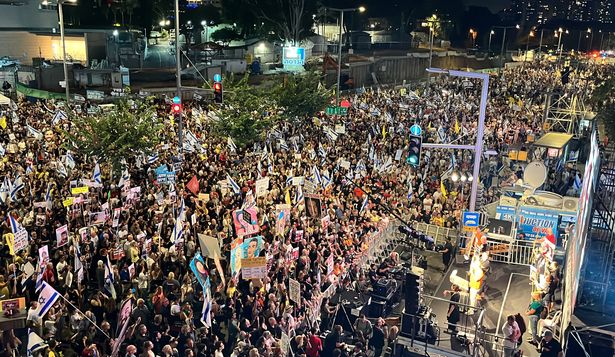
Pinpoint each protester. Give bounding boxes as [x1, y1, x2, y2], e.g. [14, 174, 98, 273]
[0, 61, 610, 357]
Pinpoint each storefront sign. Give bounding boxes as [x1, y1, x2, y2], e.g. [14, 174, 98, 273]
[495, 205, 516, 221]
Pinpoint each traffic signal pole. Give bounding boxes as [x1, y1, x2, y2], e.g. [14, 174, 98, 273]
[174, 0, 183, 155]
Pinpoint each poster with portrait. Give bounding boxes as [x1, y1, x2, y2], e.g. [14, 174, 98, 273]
[275, 204, 291, 236]
[304, 194, 322, 218]
[242, 236, 264, 260]
[56, 224, 69, 248]
[230, 238, 244, 276]
[38, 245, 50, 267]
[36, 214, 46, 227]
[90, 211, 107, 226]
[233, 207, 260, 238]
[112, 208, 121, 228]
[79, 227, 89, 243]
[189, 252, 209, 289]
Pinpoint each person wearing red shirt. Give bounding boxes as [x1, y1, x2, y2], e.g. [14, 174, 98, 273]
[41, 263, 55, 285]
[306, 327, 323, 357]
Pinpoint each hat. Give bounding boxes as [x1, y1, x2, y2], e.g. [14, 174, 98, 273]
[543, 329, 553, 337]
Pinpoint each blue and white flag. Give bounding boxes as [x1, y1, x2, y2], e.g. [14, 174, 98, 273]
[200, 277, 212, 327]
[27, 125, 43, 140]
[407, 181, 413, 200]
[286, 170, 294, 187]
[0, 177, 9, 205]
[313, 166, 323, 186]
[8, 215, 24, 234]
[279, 140, 289, 151]
[35, 282, 60, 318]
[574, 173, 582, 191]
[56, 161, 68, 178]
[27, 330, 48, 357]
[93, 163, 102, 185]
[118, 167, 130, 188]
[35, 267, 43, 293]
[293, 141, 300, 153]
[103, 256, 116, 300]
[227, 137, 237, 153]
[65, 151, 76, 170]
[52, 110, 68, 125]
[148, 153, 159, 164]
[294, 185, 304, 206]
[318, 143, 327, 158]
[170, 198, 186, 243]
[0, 143, 5, 157]
[45, 183, 52, 206]
[9, 175, 24, 201]
[359, 196, 369, 214]
[226, 174, 241, 194]
[356, 159, 367, 173]
[267, 157, 273, 174]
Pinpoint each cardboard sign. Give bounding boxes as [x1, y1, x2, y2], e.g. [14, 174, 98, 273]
[241, 257, 267, 279]
[232, 207, 260, 238]
[340, 160, 351, 170]
[56, 224, 69, 248]
[13, 229, 28, 253]
[255, 177, 270, 198]
[289, 278, 301, 304]
[198, 234, 221, 259]
[71, 186, 89, 195]
[62, 197, 74, 207]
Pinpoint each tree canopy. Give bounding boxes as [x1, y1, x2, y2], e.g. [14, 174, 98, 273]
[63, 97, 163, 172]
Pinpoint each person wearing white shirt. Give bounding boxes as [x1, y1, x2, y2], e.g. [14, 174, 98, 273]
[501, 315, 521, 357]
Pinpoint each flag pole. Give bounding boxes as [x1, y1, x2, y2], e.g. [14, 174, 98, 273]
[58, 293, 111, 339]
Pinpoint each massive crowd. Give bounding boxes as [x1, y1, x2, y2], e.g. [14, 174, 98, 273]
[0, 62, 607, 357]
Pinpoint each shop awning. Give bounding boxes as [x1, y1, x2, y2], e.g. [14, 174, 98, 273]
[533, 132, 573, 149]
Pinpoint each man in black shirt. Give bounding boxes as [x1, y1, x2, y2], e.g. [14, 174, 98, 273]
[323, 325, 346, 356]
[539, 330, 563, 357]
[441, 238, 454, 270]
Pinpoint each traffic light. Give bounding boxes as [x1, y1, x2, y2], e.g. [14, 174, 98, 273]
[213, 81, 223, 104]
[172, 103, 182, 114]
[406, 135, 422, 167]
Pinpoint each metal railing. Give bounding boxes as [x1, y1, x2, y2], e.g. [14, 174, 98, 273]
[458, 234, 535, 267]
[412, 221, 459, 247]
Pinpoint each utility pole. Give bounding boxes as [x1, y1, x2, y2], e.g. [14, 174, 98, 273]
[174, 0, 183, 154]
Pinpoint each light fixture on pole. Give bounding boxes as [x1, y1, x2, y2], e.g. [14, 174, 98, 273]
[327, 5, 366, 105]
[451, 171, 460, 182]
[468, 174, 474, 182]
[488, 30, 495, 54]
[494, 24, 520, 73]
[460, 173, 467, 182]
[556, 27, 564, 64]
[469, 28, 477, 48]
[524, 30, 534, 63]
[43, 0, 77, 105]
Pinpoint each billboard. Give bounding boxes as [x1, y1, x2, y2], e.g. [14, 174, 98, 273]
[282, 47, 305, 71]
[560, 130, 600, 341]
[517, 206, 560, 240]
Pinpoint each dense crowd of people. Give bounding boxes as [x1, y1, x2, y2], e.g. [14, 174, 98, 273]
[0, 62, 608, 357]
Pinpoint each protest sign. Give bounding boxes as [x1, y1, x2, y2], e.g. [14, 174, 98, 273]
[71, 186, 89, 195]
[56, 225, 69, 248]
[198, 234, 221, 259]
[255, 177, 270, 197]
[241, 257, 267, 279]
[230, 238, 244, 276]
[242, 236, 263, 259]
[304, 194, 322, 218]
[13, 229, 28, 253]
[112, 208, 121, 228]
[289, 278, 301, 304]
[189, 252, 209, 289]
[232, 207, 260, 238]
[39, 245, 50, 267]
[275, 204, 290, 236]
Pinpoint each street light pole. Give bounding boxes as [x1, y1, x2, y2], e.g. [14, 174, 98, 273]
[538, 28, 544, 59]
[428, 25, 434, 68]
[174, 0, 183, 154]
[58, 0, 70, 104]
[488, 30, 494, 54]
[499, 28, 507, 72]
[556, 28, 563, 65]
[336, 10, 344, 105]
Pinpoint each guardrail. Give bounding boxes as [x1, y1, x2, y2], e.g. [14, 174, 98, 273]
[458, 235, 535, 266]
[412, 222, 459, 247]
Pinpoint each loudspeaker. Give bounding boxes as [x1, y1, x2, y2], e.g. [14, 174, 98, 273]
[405, 272, 421, 314]
[368, 298, 387, 318]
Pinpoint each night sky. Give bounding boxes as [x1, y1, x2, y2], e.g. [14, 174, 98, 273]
[466, 0, 511, 12]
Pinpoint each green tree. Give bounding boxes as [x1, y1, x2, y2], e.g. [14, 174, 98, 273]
[208, 75, 280, 147]
[211, 27, 243, 45]
[63, 97, 163, 172]
[272, 72, 331, 120]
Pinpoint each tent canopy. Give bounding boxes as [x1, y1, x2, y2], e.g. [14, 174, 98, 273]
[533, 132, 573, 149]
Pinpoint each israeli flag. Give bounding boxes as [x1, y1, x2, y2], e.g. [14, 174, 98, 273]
[293, 141, 300, 153]
[35, 267, 43, 293]
[279, 140, 289, 151]
[170, 198, 186, 243]
[294, 185, 304, 206]
[267, 157, 273, 174]
[356, 159, 366, 173]
[261, 146, 268, 161]
[45, 183, 52, 205]
[407, 181, 413, 200]
[92, 163, 102, 185]
[0, 177, 9, 205]
[318, 143, 327, 158]
[226, 174, 241, 194]
[227, 137, 238, 153]
[359, 196, 369, 214]
[0, 143, 5, 157]
[103, 256, 116, 300]
[35, 282, 60, 318]
[52, 110, 68, 125]
[26, 165, 33, 175]
[313, 166, 323, 186]
[65, 151, 76, 170]
[574, 173, 582, 191]
[118, 167, 130, 188]
[286, 169, 294, 187]
[27, 125, 43, 140]
[9, 175, 24, 201]
[8, 214, 24, 234]
[148, 153, 159, 164]
[56, 161, 68, 178]
[27, 330, 48, 357]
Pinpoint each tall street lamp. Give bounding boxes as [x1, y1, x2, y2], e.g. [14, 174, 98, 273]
[469, 28, 477, 48]
[524, 30, 534, 63]
[42, 0, 77, 105]
[494, 24, 519, 73]
[328, 5, 366, 105]
[488, 29, 495, 54]
[421, 15, 438, 70]
[555, 28, 567, 64]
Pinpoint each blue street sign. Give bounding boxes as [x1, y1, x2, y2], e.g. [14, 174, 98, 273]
[410, 124, 422, 136]
[462, 211, 480, 228]
[172, 96, 181, 104]
[213, 73, 222, 82]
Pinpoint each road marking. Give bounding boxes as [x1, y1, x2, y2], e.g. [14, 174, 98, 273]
[495, 272, 530, 338]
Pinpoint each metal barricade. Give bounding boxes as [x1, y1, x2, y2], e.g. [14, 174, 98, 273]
[412, 222, 458, 247]
[458, 234, 535, 267]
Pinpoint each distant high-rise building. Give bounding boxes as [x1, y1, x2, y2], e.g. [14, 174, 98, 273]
[503, 0, 613, 24]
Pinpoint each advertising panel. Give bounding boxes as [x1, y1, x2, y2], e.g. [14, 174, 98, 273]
[517, 206, 560, 240]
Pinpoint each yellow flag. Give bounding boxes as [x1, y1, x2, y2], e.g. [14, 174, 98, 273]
[455, 119, 460, 134]
[440, 180, 447, 198]
[285, 189, 291, 205]
[0, 116, 6, 129]
[382, 125, 387, 139]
